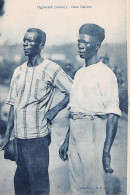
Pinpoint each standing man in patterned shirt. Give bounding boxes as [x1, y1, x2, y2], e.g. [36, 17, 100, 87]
[59, 24, 121, 194]
[0, 28, 72, 195]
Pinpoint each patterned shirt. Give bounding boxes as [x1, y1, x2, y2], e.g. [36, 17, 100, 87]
[6, 59, 72, 139]
[68, 61, 121, 116]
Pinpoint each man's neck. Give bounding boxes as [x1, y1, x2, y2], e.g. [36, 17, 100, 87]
[27, 55, 44, 67]
[85, 55, 99, 67]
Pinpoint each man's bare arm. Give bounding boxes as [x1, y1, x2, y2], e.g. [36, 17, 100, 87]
[103, 113, 119, 173]
[44, 94, 69, 122]
[104, 114, 119, 152]
[1, 105, 14, 149]
[59, 128, 70, 161]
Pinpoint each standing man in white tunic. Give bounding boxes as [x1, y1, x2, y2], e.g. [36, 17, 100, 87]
[59, 24, 121, 194]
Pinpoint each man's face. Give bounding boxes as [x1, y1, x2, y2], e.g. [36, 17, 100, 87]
[23, 31, 42, 57]
[78, 34, 99, 60]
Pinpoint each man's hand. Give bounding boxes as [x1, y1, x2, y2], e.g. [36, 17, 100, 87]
[0, 135, 10, 150]
[44, 108, 58, 124]
[45, 94, 69, 124]
[59, 142, 69, 161]
[0, 105, 14, 151]
[102, 151, 114, 174]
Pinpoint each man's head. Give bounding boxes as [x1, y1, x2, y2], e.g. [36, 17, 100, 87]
[78, 23, 105, 60]
[23, 28, 46, 57]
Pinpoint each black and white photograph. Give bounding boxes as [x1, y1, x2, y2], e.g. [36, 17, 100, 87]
[0, 0, 129, 194]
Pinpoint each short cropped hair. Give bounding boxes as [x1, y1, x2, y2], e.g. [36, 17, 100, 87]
[79, 24, 105, 43]
[27, 28, 46, 44]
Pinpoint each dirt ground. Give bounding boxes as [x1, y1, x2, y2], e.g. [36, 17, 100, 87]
[0, 89, 128, 195]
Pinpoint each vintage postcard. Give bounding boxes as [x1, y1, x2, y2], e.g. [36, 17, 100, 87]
[0, 0, 129, 194]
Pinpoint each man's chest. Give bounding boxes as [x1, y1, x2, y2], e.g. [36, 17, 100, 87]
[73, 70, 101, 94]
[15, 68, 53, 100]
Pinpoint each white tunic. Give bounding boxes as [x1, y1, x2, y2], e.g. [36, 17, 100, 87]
[69, 61, 121, 116]
[68, 61, 121, 194]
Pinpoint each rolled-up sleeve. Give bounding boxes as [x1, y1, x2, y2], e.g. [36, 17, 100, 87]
[99, 71, 121, 116]
[53, 68, 73, 94]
